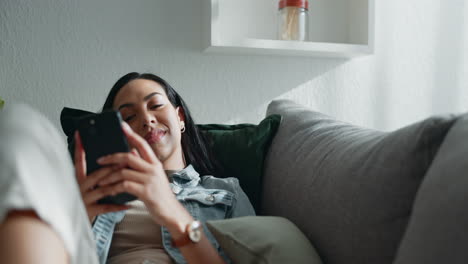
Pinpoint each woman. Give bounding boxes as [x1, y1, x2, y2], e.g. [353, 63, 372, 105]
[0, 72, 255, 264]
[76, 72, 255, 264]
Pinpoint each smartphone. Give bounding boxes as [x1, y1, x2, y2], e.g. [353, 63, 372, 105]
[77, 110, 137, 205]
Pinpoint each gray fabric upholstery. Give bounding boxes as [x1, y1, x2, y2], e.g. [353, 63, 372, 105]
[394, 113, 468, 264]
[261, 99, 457, 264]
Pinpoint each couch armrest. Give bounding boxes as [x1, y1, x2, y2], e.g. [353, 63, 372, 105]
[394, 113, 468, 264]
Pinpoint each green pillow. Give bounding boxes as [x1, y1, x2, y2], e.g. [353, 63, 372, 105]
[197, 115, 281, 212]
[207, 216, 323, 264]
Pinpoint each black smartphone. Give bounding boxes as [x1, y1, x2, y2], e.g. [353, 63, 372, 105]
[77, 110, 137, 205]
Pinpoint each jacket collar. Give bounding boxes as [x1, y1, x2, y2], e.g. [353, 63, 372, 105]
[167, 164, 200, 188]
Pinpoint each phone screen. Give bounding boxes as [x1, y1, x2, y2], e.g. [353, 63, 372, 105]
[77, 111, 136, 204]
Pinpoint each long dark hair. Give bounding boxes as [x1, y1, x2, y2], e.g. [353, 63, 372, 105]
[103, 72, 222, 177]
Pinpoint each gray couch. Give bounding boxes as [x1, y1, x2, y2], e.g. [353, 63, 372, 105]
[260, 99, 468, 264]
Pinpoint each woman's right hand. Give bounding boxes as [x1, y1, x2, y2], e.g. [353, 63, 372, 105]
[74, 131, 131, 224]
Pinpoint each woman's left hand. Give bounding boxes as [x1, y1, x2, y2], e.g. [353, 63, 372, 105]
[95, 122, 193, 232]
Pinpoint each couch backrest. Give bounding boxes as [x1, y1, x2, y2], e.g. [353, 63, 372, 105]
[261, 99, 457, 264]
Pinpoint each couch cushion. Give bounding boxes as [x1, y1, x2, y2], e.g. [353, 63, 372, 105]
[198, 115, 281, 212]
[207, 216, 323, 264]
[262, 99, 457, 264]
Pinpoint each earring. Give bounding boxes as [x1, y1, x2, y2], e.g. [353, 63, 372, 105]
[180, 121, 185, 133]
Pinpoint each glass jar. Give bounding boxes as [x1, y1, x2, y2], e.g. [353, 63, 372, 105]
[278, 0, 309, 41]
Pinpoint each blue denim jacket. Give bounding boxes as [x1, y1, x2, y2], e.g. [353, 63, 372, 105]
[91, 164, 256, 264]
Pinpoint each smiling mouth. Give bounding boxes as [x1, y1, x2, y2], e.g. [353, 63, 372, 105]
[144, 129, 166, 144]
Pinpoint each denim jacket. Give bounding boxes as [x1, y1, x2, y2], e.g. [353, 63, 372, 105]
[91, 164, 256, 264]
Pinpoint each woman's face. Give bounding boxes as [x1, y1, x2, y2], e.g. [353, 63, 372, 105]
[112, 79, 185, 169]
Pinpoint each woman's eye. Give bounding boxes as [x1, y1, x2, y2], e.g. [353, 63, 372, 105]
[150, 104, 163, 110]
[124, 115, 135, 122]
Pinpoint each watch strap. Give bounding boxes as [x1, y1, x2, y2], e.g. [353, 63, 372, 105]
[172, 233, 192, 248]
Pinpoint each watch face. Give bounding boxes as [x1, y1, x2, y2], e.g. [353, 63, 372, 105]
[188, 221, 202, 242]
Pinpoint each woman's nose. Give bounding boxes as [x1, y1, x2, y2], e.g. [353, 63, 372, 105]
[142, 113, 157, 128]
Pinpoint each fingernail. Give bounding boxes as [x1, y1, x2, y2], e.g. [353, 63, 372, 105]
[122, 122, 131, 132]
[97, 156, 106, 164]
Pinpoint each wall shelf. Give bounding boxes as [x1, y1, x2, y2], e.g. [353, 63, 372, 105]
[203, 0, 375, 58]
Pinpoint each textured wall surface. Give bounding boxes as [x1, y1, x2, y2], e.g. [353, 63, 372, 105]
[1, 0, 467, 135]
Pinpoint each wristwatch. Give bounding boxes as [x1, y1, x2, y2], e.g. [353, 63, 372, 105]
[172, 220, 202, 248]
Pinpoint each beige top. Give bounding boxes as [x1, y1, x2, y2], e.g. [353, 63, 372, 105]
[106, 199, 174, 264]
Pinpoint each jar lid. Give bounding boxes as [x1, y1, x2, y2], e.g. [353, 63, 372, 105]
[279, 0, 309, 10]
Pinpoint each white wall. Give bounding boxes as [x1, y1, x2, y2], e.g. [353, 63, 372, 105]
[1, 0, 467, 134]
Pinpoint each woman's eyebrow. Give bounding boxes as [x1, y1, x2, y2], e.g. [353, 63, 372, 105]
[143, 92, 161, 101]
[118, 92, 162, 110]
